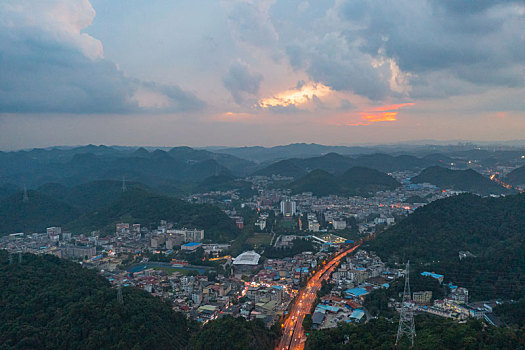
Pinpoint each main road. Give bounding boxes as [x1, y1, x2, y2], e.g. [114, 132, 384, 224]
[277, 244, 361, 350]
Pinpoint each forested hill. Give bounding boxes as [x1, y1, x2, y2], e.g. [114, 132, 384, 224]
[0, 251, 280, 350]
[0, 251, 197, 349]
[67, 188, 239, 242]
[411, 166, 513, 195]
[505, 165, 525, 186]
[288, 167, 400, 196]
[0, 183, 239, 242]
[366, 193, 525, 300]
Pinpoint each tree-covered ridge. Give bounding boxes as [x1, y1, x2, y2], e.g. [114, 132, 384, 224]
[0, 183, 239, 242]
[505, 165, 525, 186]
[190, 316, 280, 350]
[366, 193, 525, 300]
[67, 187, 239, 241]
[305, 316, 525, 350]
[0, 190, 80, 234]
[0, 251, 197, 349]
[288, 167, 400, 196]
[411, 166, 512, 195]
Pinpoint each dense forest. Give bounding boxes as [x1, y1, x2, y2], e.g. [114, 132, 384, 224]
[305, 316, 525, 350]
[366, 193, 525, 301]
[0, 250, 197, 349]
[0, 183, 239, 242]
[411, 166, 512, 195]
[190, 316, 280, 350]
[288, 167, 400, 196]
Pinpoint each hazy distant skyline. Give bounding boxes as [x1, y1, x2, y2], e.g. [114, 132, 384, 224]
[1, 0, 524, 149]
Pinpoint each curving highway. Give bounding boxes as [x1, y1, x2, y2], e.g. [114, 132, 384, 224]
[277, 244, 360, 350]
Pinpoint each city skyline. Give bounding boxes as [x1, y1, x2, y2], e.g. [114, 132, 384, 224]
[1, 0, 524, 149]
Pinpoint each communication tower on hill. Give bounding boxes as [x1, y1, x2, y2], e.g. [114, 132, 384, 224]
[23, 185, 29, 202]
[121, 176, 127, 192]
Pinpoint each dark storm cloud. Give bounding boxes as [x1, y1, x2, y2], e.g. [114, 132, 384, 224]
[0, 13, 204, 114]
[222, 62, 263, 105]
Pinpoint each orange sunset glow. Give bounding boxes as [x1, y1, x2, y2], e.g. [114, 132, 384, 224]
[257, 82, 332, 109]
[348, 103, 415, 126]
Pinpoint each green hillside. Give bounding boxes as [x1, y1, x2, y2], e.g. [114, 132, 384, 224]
[289, 167, 400, 196]
[0, 190, 79, 233]
[191, 315, 279, 350]
[505, 165, 525, 186]
[67, 188, 239, 241]
[366, 193, 525, 300]
[411, 166, 512, 195]
[0, 251, 197, 349]
[0, 183, 239, 242]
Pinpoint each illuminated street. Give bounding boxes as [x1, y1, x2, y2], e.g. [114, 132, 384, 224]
[277, 244, 361, 350]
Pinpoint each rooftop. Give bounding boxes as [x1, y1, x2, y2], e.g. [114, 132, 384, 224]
[233, 251, 261, 265]
[182, 242, 201, 247]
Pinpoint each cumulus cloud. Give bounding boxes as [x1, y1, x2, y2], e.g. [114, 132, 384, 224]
[237, 0, 525, 101]
[222, 61, 263, 105]
[0, 0, 204, 114]
[337, 0, 525, 97]
[226, 1, 278, 47]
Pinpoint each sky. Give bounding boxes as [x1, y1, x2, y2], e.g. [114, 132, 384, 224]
[0, 0, 524, 150]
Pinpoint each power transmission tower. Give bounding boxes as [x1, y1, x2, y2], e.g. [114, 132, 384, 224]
[18, 252, 22, 264]
[117, 283, 123, 305]
[23, 185, 29, 202]
[121, 176, 127, 192]
[9, 252, 13, 265]
[396, 261, 415, 347]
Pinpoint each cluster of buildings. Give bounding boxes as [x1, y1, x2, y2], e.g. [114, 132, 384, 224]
[407, 272, 503, 325]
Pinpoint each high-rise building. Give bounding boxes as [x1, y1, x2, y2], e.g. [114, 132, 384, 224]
[280, 200, 296, 217]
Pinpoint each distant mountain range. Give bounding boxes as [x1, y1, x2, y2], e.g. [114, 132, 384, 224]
[411, 166, 513, 195]
[211, 142, 525, 163]
[0, 181, 239, 241]
[0, 145, 255, 190]
[254, 152, 457, 178]
[1, 144, 523, 194]
[288, 167, 401, 196]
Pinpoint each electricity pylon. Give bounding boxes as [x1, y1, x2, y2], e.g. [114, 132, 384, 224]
[396, 261, 415, 347]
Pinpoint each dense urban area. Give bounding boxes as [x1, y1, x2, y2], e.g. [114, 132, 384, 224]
[1, 143, 525, 349]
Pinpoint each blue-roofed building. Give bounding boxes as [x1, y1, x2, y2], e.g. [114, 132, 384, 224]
[421, 271, 444, 283]
[345, 287, 369, 298]
[181, 242, 202, 251]
[316, 304, 340, 313]
[349, 309, 365, 322]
